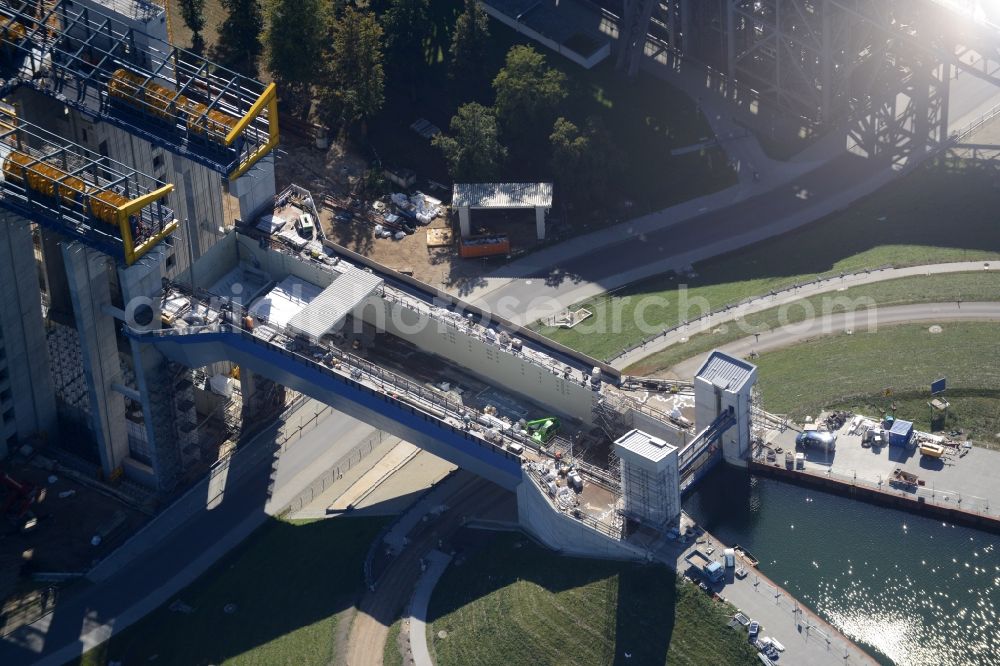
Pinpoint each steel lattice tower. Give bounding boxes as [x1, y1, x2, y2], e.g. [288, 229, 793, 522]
[614, 0, 1000, 155]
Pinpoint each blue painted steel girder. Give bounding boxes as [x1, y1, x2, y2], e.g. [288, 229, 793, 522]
[127, 327, 524, 489]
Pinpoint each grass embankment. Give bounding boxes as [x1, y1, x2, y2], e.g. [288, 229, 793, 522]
[79, 517, 386, 666]
[427, 533, 758, 666]
[369, 0, 735, 218]
[384, 617, 405, 666]
[625, 271, 1000, 375]
[755, 322, 1000, 446]
[534, 158, 1000, 361]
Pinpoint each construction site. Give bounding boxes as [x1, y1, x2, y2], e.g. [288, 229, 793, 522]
[0, 0, 772, 626]
[139, 200, 766, 557]
[0, 1, 998, 664]
[0, 0, 279, 621]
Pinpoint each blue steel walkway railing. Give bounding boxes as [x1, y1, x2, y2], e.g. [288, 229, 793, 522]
[125, 318, 527, 468]
[677, 407, 736, 475]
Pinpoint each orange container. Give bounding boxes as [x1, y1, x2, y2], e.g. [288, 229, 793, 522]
[459, 234, 510, 258]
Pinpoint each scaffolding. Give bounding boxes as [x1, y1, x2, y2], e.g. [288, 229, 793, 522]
[619, 455, 677, 527]
[613, 0, 1000, 139]
[0, 107, 177, 265]
[0, 0, 278, 179]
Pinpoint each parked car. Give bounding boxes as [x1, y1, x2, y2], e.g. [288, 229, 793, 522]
[748, 621, 760, 641]
[796, 430, 836, 450]
[334, 210, 353, 223]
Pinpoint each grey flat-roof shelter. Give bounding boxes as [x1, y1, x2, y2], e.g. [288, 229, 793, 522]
[287, 267, 384, 342]
[453, 183, 553, 240]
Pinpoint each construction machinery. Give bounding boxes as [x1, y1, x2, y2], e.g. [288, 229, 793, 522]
[525, 417, 560, 447]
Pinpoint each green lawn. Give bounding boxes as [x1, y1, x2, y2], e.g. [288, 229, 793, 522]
[625, 271, 1000, 375]
[384, 617, 404, 666]
[428, 533, 758, 666]
[755, 322, 1000, 445]
[367, 0, 735, 218]
[78, 517, 386, 666]
[534, 157, 1000, 361]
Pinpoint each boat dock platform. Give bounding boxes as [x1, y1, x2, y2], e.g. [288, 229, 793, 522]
[649, 519, 878, 666]
[753, 411, 1000, 534]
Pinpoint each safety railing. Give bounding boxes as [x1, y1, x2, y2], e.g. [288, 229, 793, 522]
[127, 312, 527, 467]
[277, 430, 386, 516]
[752, 450, 997, 518]
[606, 263, 897, 363]
[523, 463, 623, 541]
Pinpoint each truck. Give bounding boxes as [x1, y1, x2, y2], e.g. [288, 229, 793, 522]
[685, 549, 724, 583]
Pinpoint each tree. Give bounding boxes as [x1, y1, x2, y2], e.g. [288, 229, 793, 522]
[216, 0, 264, 78]
[382, 0, 429, 68]
[433, 103, 506, 181]
[493, 45, 567, 145]
[318, 7, 385, 130]
[449, 0, 489, 83]
[178, 0, 206, 52]
[549, 116, 621, 209]
[267, 0, 332, 113]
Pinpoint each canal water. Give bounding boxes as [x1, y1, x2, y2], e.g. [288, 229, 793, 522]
[684, 465, 1000, 666]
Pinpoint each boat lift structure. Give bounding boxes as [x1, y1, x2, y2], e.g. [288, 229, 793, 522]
[0, 106, 176, 264]
[0, 0, 277, 179]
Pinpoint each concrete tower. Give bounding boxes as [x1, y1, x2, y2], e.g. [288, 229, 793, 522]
[694, 351, 757, 464]
[614, 429, 681, 527]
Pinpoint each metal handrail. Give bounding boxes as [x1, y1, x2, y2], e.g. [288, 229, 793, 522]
[128, 312, 529, 463]
[607, 263, 898, 363]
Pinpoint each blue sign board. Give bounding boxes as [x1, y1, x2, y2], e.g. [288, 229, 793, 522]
[931, 377, 946, 395]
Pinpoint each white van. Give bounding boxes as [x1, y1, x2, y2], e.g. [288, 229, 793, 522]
[724, 548, 736, 568]
[506, 442, 524, 456]
[295, 212, 316, 239]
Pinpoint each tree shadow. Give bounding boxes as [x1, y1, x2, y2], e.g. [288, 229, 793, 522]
[480, 153, 1000, 296]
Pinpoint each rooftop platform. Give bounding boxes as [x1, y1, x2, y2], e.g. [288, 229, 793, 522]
[0, 108, 176, 264]
[452, 182, 553, 209]
[696, 351, 756, 391]
[0, 0, 277, 178]
[287, 268, 383, 342]
[615, 428, 677, 463]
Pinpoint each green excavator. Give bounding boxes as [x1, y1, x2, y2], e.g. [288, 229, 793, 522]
[525, 417, 560, 446]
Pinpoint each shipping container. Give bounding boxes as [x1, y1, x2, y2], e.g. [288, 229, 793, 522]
[459, 234, 510, 258]
[888, 419, 914, 447]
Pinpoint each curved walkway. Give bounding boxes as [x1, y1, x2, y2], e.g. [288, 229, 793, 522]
[666, 301, 1000, 380]
[407, 550, 452, 666]
[612, 261, 994, 369]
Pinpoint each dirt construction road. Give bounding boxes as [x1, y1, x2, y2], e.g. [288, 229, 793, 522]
[345, 475, 512, 666]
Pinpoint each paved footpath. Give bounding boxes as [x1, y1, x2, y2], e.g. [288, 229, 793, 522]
[667, 301, 1000, 380]
[613, 261, 995, 369]
[452, 53, 1000, 324]
[407, 550, 452, 666]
